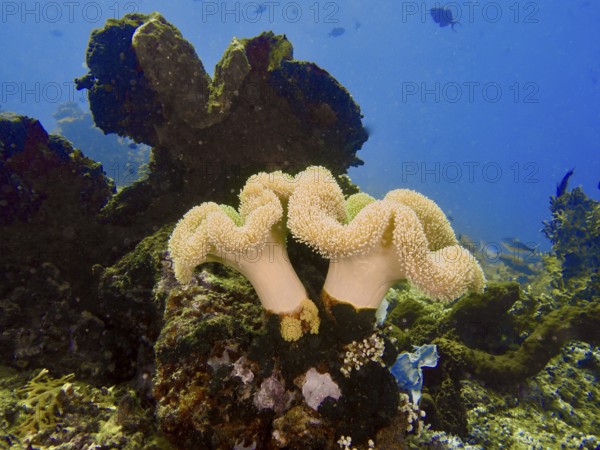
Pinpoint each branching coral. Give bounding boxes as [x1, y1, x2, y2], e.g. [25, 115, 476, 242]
[16, 368, 75, 437]
[288, 166, 485, 310]
[168, 170, 319, 341]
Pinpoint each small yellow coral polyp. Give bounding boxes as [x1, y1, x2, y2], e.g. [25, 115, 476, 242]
[288, 166, 486, 311]
[299, 298, 320, 335]
[279, 298, 321, 341]
[280, 316, 303, 342]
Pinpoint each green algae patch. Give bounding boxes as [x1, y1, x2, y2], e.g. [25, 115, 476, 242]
[209, 37, 251, 114]
[99, 224, 172, 298]
[240, 31, 293, 72]
[442, 282, 521, 353]
[461, 342, 600, 449]
[15, 369, 76, 438]
[435, 300, 600, 385]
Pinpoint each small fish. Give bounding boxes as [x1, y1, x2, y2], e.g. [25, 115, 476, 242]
[354, 21, 362, 31]
[501, 238, 537, 255]
[328, 27, 346, 37]
[498, 253, 537, 275]
[429, 7, 460, 30]
[128, 143, 138, 150]
[255, 4, 267, 14]
[50, 29, 63, 38]
[556, 168, 574, 197]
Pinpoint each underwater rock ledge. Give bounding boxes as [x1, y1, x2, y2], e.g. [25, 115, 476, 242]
[0, 112, 162, 383]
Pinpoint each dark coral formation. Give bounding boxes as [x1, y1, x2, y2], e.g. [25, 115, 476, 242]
[76, 13, 367, 238]
[0, 113, 113, 228]
[0, 113, 164, 383]
[75, 14, 165, 145]
[542, 186, 600, 299]
[0, 113, 115, 294]
[152, 266, 400, 449]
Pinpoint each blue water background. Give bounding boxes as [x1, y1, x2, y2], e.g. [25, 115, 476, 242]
[1, 0, 599, 252]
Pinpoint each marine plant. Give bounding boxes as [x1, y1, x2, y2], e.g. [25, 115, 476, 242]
[8, 367, 170, 447]
[542, 186, 600, 299]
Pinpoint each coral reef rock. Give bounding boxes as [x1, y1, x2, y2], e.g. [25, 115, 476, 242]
[76, 13, 368, 236]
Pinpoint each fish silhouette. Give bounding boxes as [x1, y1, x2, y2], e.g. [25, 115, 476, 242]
[501, 238, 537, 255]
[328, 27, 346, 37]
[430, 7, 460, 30]
[556, 168, 574, 197]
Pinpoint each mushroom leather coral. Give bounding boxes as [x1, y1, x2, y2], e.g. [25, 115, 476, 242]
[168, 170, 310, 315]
[288, 166, 486, 310]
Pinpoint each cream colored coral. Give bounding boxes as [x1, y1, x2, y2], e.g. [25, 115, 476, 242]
[288, 166, 486, 310]
[391, 203, 486, 301]
[168, 170, 311, 317]
[274, 298, 321, 342]
[169, 202, 222, 283]
[384, 189, 457, 251]
[288, 166, 393, 259]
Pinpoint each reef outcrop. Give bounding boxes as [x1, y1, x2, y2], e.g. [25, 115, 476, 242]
[75, 13, 367, 239]
[0, 112, 170, 385]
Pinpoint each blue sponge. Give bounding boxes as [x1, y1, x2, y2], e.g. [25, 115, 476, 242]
[390, 344, 439, 404]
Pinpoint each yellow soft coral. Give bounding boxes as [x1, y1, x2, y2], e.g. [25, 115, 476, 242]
[288, 166, 486, 310]
[168, 170, 319, 340]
